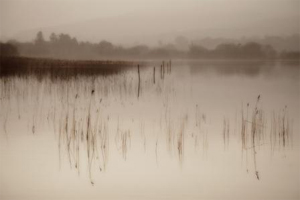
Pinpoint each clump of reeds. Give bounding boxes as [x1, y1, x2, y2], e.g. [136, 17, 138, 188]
[240, 95, 266, 180]
[1, 62, 165, 185]
[250, 96, 260, 180]
[158, 60, 172, 81]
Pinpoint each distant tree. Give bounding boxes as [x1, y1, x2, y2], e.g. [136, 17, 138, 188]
[127, 45, 149, 57]
[58, 33, 77, 45]
[49, 33, 79, 58]
[189, 45, 209, 58]
[174, 36, 189, 50]
[262, 45, 277, 59]
[0, 43, 19, 56]
[149, 48, 169, 58]
[33, 31, 48, 56]
[49, 33, 58, 44]
[35, 31, 46, 45]
[214, 43, 240, 58]
[241, 42, 264, 59]
[264, 34, 300, 52]
[96, 40, 114, 55]
[280, 51, 300, 60]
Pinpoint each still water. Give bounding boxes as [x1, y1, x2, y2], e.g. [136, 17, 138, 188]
[0, 60, 299, 200]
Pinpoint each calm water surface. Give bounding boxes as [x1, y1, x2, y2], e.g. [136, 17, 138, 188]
[0, 60, 299, 200]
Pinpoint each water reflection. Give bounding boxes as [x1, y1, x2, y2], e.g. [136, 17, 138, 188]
[0, 60, 299, 199]
[188, 60, 299, 79]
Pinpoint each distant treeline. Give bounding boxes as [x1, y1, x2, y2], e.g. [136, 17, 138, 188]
[1, 31, 299, 60]
[192, 34, 300, 52]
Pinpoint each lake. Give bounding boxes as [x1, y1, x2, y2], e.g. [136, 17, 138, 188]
[0, 60, 299, 200]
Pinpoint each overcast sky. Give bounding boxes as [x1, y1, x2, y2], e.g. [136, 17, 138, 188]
[0, 0, 299, 43]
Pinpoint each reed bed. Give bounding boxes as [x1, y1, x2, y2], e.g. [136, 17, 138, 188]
[0, 56, 139, 78]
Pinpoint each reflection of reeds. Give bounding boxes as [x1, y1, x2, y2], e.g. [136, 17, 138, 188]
[223, 117, 230, 150]
[137, 65, 141, 98]
[250, 98, 259, 180]
[100, 120, 109, 171]
[155, 137, 159, 165]
[0, 71, 140, 184]
[140, 122, 146, 152]
[121, 130, 131, 160]
[153, 67, 155, 84]
[240, 95, 265, 180]
[115, 120, 131, 161]
[3, 109, 9, 135]
[241, 103, 249, 171]
[164, 108, 174, 153]
[194, 105, 209, 155]
[177, 119, 185, 165]
[115, 129, 131, 160]
[1, 61, 295, 185]
[177, 115, 188, 164]
[270, 106, 292, 154]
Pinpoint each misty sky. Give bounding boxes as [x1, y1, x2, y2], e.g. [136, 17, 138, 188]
[0, 0, 299, 44]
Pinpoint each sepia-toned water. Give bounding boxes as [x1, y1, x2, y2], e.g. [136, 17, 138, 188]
[0, 60, 299, 200]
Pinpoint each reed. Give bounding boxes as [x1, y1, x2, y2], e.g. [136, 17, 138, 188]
[239, 96, 269, 180]
[270, 106, 292, 154]
[153, 67, 156, 84]
[223, 117, 230, 150]
[177, 119, 185, 165]
[137, 65, 141, 98]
